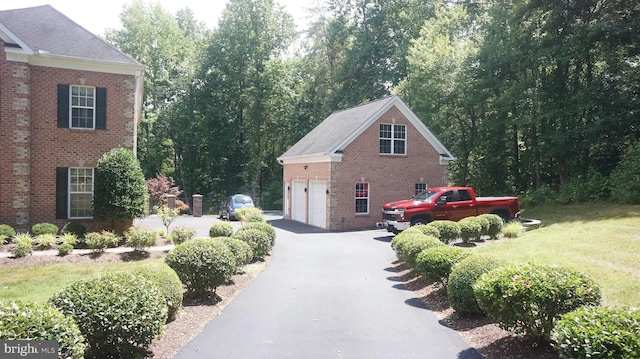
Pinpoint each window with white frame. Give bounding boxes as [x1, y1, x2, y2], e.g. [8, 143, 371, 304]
[69, 168, 93, 218]
[415, 182, 427, 196]
[379, 124, 406, 154]
[355, 182, 369, 214]
[71, 85, 95, 129]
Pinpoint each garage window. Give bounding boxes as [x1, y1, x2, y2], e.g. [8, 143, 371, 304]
[379, 124, 406, 155]
[355, 182, 369, 214]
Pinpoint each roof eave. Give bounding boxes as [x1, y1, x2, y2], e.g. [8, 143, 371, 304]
[277, 153, 343, 165]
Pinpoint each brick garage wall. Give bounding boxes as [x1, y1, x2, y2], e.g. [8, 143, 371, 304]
[331, 105, 448, 231]
[282, 162, 332, 227]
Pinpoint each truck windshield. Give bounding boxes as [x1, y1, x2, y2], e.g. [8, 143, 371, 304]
[414, 190, 439, 202]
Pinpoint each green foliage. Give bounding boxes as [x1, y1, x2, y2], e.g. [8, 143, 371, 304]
[61, 221, 86, 238]
[214, 236, 254, 268]
[458, 217, 482, 243]
[132, 263, 183, 322]
[49, 272, 167, 357]
[447, 254, 506, 316]
[478, 214, 503, 239]
[428, 220, 460, 244]
[390, 228, 423, 256]
[473, 263, 602, 342]
[611, 140, 640, 204]
[165, 238, 237, 297]
[209, 222, 234, 238]
[85, 231, 120, 253]
[400, 235, 445, 268]
[553, 306, 640, 359]
[168, 226, 196, 244]
[30, 222, 58, 236]
[415, 246, 473, 285]
[11, 233, 33, 258]
[237, 222, 276, 247]
[501, 221, 524, 238]
[124, 227, 159, 251]
[411, 223, 441, 239]
[34, 233, 57, 249]
[0, 301, 85, 358]
[57, 243, 74, 256]
[58, 233, 78, 246]
[0, 224, 16, 243]
[232, 228, 273, 261]
[93, 147, 147, 223]
[155, 205, 180, 234]
[236, 207, 265, 223]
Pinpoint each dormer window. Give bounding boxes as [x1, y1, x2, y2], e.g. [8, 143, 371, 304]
[379, 124, 406, 155]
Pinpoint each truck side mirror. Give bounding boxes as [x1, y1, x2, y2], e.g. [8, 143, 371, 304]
[436, 196, 447, 206]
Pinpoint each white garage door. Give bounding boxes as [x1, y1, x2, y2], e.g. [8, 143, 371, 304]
[291, 180, 306, 223]
[308, 181, 327, 229]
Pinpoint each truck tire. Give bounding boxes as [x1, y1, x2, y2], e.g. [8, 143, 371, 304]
[492, 209, 511, 223]
[410, 216, 432, 226]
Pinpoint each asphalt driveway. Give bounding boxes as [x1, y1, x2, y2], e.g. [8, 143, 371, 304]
[168, 215, 481, 359]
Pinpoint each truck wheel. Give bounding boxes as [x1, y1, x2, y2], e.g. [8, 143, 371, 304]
[411, 217, 431, 226]
[493, 210, 511, 223]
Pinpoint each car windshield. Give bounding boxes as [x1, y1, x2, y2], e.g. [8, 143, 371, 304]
[414, 190, 439, 202]
[233, 196, 253, 204]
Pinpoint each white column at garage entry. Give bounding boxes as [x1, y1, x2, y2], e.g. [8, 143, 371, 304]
[308, 181, 327, 229]
[291, 180, 306, 223]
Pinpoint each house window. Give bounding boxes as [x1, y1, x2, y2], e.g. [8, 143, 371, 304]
[71, 86, 95, 129]
[379, 124, 406, 155]
[355, 182, 369, 214]
[415, 182, 427, 196]
[69, 168, 93, 218]
[57, 84, 107, 129]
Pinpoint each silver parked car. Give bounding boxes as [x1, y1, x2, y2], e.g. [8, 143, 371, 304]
[218, 194, 255, 220]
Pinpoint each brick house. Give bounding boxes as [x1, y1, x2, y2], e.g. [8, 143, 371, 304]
[277, 96, 455, 231]
[0, 5, 144, 232]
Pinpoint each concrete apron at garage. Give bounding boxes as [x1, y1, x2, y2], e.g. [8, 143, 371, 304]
[173, 217, 482, 359]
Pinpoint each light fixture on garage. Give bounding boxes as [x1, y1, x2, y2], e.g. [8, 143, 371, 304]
[304, 165, 308, 170]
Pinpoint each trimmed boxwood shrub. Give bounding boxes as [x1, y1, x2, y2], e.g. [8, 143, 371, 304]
[412, 223, 441, 239]
[473, 263, 602, 342]
[232, 228, 272, 260]
[553, 306, 640, 359]
[447, 253, 506, 316]
[165, 238, 237, 297]
[58, 243, 74, 256]
[169, 226, 196, 244]
[0, 301, 86, 359]
[478, 214, 503, 239]
[49, 272, 167, 357]
[390, 228, 425, 259]
[124, 227, 158, 251]
[31, 222, 58, 236]
[236, 222, 276, 246]
[415, 246, 472, 285]
[62, 221, 86, 238]
[428, 220, 460, 244]
[0, 224, 16, 243]
[458, 217, 482, 243]
[132, 263, 183, 322]
[401, 235, 445, 268]
[214, 236, 254, 268]
[209, 222, 234, 237]
[85, 231, 119, 252]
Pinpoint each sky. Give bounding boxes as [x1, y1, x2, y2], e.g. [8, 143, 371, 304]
[0, 0, 316, 35]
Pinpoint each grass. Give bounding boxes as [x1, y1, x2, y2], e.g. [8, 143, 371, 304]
[476, 202, 640, 307]
[0, 259, 164, 303]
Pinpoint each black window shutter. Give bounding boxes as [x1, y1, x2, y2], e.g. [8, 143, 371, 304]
[56, 167, 68, 219]
[95, 87, 107, 130]
[57, 84, 69, 128]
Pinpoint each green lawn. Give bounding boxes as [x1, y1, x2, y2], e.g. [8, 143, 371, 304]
[0, 259, 164, 303]
[475, 202, 640, 307]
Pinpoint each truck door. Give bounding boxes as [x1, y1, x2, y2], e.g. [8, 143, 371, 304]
[432, 191, 454, 221]
[447, 189, 478, 221]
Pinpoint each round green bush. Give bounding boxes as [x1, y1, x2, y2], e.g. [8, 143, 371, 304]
[132, 263, 183, 322]
[232, 228, 272, 260]
[412, 223, 441, 239]
[11, 234, 33, 258]
[58, 243, 74, 256]
[169, 226, 196, 244]
[209, 222, 234, 237]
[401, 235, 445, 268]
[49, 272, 167, 357]
[62, 221, 86, 238]
[458, 217, 482, 243]
[478, 214, 503, 239]
[390, 228, 425, 259]
[165, 238, 237, 297]
[236, 207, 265, 222]
[0, 301, 86, 359]
[473, 263, 602, 342]
[237, 222, 276, 246]
[415, 246, 472, 284]
[31, 222, 59, 236]
[428, 220, 460, 244]
[85, 231, 119, 252]
[214, 236, 254, 268]
[447, 253, 506, 316]
[0, 224, 16, 243]
[553, 306, 640, 359]
[124, 227, 158, 251]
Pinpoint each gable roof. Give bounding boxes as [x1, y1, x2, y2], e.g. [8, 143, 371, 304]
[278, 96, 455, 164]
[0, 5, 142, 74]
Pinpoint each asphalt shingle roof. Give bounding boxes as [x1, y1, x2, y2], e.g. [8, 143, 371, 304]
[0, 5, 139, 66]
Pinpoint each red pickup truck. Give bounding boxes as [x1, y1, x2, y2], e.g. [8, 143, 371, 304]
[378, 186, 520, 234]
